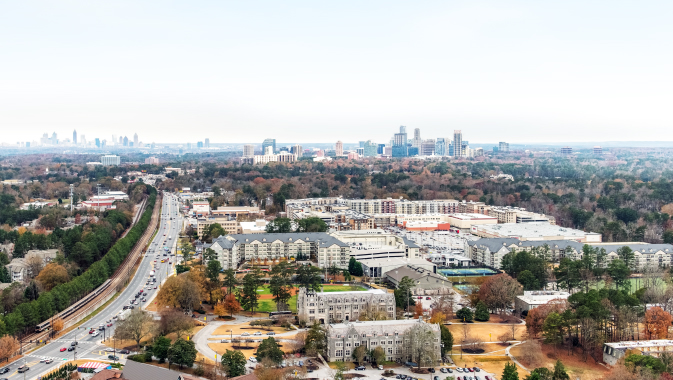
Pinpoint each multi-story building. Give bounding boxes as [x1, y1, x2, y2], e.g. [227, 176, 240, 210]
[134, 133, 139, 147]
[392, 126, 408, 158]
[101, 155, 121, 166]
[336, 141, 344, 156]
[297, 287, 395, 325]
[262, 138, 276, 154]
[325, 319, 441, 363]
[243, 144, 254, 157]
[412, 128, 421, 148]
[291, 145, 303, 157]
[435, 138, 447, 156]
[363, 141, 378, 157]
[514, 291, 570, 314]
[73, 130, 77, 145]
[498, 142, 509, 152]
[593, 146, 603, 155]
[209, 232, 351, 270]
[196, 217, 241, 237]
[145, 157, 160, 165]
[561, 146, 573, 155]
[471, 222, 602, 242]
[421, 139, 435, 156]
[205, 138, 210, 148]
[453, 130, 463, 157]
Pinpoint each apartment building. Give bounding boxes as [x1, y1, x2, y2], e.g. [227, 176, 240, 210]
[209, 232, 351, 269]
[332, 229, 421, 259]
[325, 319, 441, 363]
[297, 287, 395, 325]
[211, 206, 262, 218]
[196, 217, 240, 236]
[101, 155, 121, 166]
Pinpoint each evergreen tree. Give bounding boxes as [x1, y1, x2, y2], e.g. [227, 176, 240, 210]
[348, 257, 363, 276]
[0, 265, 10, 283]
[256, 337, 284, 364]
[239, 269, 262, 315]
[167, 338, 197, 369]
[552, 360, 570, 380]
[456, 307, 473, 323]
[474, 301, 490, 322]
[440, 324, 453, 355]
[151, 336, 171, 363]
[502, 362, 519, 380]
[221, 349, 246, 377]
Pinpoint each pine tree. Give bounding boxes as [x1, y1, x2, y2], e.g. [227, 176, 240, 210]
[502, 362, 519, 380]
[475, 301, 490, 321]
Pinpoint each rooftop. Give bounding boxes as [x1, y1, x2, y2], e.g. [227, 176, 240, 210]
[475, 222, 599, 238]
[448, 213, 497, 221]
[328, 318, 439, 336]
[358, 257, 433, 268]
[605, 340, 673, 350]
[517, 291, 570, 305]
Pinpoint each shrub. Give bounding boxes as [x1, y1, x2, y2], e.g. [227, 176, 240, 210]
[127, 354, 146, 363]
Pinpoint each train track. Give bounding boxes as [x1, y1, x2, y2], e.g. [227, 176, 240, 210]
[19, 194, 162, 352]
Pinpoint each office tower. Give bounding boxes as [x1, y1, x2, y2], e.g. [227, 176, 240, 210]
[435, 138, 446, 156]
[51, 132, 58, 145]
[412, 128, 421, 148]
[264, 146, 274, 155]
[453, 130, 463, 157]
[112, 135, 117, 145]
[400, 125, 406, 134]
[197, 141, 204, 148]
[392, 131, 408, 157]
[95, 138, 100, 148]
[205, 138, 210, 148]
[101, 140, 107, 147]
[187, 143, 192, 150]
[134, 133, 139, 147]
[123, 136, 129, 146]
[81, 135, 86, 146]
[499, 142, 510, 152]
[291, 144, 303, 157]
[119, 136, 123, 145]
[243, 144, 255, 157]
[356, 147, 364, 156]
[421, 139, 436, 156]
[73, 130, 77, 145]
[377, 144, 386, 154]
[336, 141, 343, 156]
[262, 138, 276, 154]
[363, 141, 378, 157]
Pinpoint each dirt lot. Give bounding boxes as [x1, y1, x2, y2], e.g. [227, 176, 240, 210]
[213, 321, 290, 335]
[448, 321, 524, 344]
[208, 338, 296, 358]
[451, 355, 528, 378]
[509, 342, 608, 380]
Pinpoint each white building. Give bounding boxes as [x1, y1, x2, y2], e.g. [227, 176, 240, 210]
[514, 291, 570, 314]
[359, 257, 435, 279]
[471, 222, 602, 243]
[101, 155, 121, 166]
[603, 340, 673, 366]
[297, 287, 395, 325]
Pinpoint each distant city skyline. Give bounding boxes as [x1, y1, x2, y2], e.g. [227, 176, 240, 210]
[2, 1, 673, 144]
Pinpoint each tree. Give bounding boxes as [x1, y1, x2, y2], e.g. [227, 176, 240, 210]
[223, 268, 238, 294]
[525, 299, 568, 338]
[52, 318, 64, 334]
[0, 265, 9, 283]
[502, 362, 519, 380]
[269, 261, 293, 311]
[35, 263, 70, 291]
[348, 257, 363, 276]
[114, 309, 156, 349]
[615, 208, 638, 225]
[542, 312, 565, 354]
[26, 255, 44, 278]
[265, 218, 292, 233]
[256, 337, 284, 364]
[607, 259, 631, 291]
[440, 324, 453, 356]
[158, 308, 194, 338]
[152, 336, 171, 363]
[167, 338, 197, 369]
[617, 246, 636, 270]
[456, 307, 473, 322]
[202, 223, 226, 242]
[430, 310, 447, 324]
[478, 274, 523, 313]
[353, 345, 367, 364]
[525, 368, 552, 380]
[394, 276, 416, 311]
[221, 349, 247, 377]
[644, 306, 673, 339]
[296, 264, 322, 293]
[0, 336, 19, 362]
[431, 294, 455, 320]
[371, 346, 386, 365]
[156, 275, 202, 311]
[405, 323, 439, 368]
[552, 360, 570, 380]
[295, 217, 328, 232]
[413, 302, 423, 318]
[222, 293, 241, 316]
[239, 270, 262, 315]
[475, 301, 490, 322]
[517, 270, 540, 291]
[205, 260, 222, 301]
[304, 322, 327, 356]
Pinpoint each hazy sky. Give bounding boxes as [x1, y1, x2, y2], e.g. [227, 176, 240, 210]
[2, 1, 672, 145]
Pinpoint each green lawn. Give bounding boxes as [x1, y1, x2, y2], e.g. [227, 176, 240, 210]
[257, 295, 298, 313]
[321, 284, 367, 292]
[252, 284, 363, 313]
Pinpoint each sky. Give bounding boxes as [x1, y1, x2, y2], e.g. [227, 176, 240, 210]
[1, 1, 672, 145]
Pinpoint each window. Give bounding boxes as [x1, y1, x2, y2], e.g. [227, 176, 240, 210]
[336, 350, 343, 357]
[388, 348, 393, 354]
[388, 341, 393, 345]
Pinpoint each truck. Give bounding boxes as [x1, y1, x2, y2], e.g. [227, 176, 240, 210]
[149, 270, 155, 277]
[118, 309, 132, 321]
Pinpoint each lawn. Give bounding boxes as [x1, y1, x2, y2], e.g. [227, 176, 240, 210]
[257, 295, 298, 313]
[321, 284, 367, 292]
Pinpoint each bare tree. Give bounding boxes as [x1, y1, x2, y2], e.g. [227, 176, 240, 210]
[430, 294, 455, 320]
[26, 255, 44, 278]
[158, 308, 194, 338]
[289, 331, 307, 353]
[114, 309, 156, 348]
[518, 340, 543, 368]
[405, 323, 440, 368]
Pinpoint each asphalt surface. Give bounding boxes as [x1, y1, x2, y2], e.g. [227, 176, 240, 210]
[2, 192, 182, 380]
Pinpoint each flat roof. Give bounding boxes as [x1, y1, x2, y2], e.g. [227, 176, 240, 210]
[358, 257, 434, 267]
[605, 340, 673, 350]
[475, 222, 599, 237]
[517, 291, 570, 304]
[448, 213, 497, 220]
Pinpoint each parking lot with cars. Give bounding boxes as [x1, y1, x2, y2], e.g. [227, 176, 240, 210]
[308, 364, 499, 380]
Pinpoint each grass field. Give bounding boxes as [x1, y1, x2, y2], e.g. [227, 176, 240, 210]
[252, 284, 365, 312]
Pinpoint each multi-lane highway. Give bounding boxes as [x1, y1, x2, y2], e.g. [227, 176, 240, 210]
[1, 192, 183, 380]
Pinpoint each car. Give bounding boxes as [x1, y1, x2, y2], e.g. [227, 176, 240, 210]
[107, 323, 113, 327]
[253, 332, 262, 336]
[457, 377, 462, 380]
[129, 305, 135, 309]
[355, 366, 366, 371]
[485, 377, 491, 380]
[107, 355, 120, 360]
[92, 331, 100, 337]
[67, 347, 75, 352]
[123, 306, 129, 310]
[467, 368, 474, 372]
[426, 297, 431, 300]
[17, 366, 29, 373]
[266, 332, 275, 335]
[434, 377, 439, 380]
[241, 332, 250, 336]
[440, 368, 448, 373]
[220, 339, 230, 343]
[0, 368, 9, 374]
[43, 359, 53, 364]
[71, 341, 77, 346]
[249, 357, 257, 363]
[474, 368, 481, 372]
[60, 347, 67, 352]
[119, 349, 130, 354]
[448, 368, 454, 373]
[105, 348, 115, 352]
[456, 368, 463, 372]
[154, 286, 157, 289]
[377, 365, 383, 370]
[428, 368, 435, 373]
[417, 296, 422, 299]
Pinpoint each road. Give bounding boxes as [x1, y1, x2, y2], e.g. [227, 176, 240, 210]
[2, 192, 183, 380]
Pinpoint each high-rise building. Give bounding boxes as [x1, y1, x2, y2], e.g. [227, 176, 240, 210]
[119, 136, 123, 145]
[101, 140, 107, 148]
[187, 143, 192, 150]
[262, 138, 276, 154]
[412, 128, 421, 148]
[101, 155, 121, 166]
[377, 143, 386, 155]
[51, 132, 58, 145]
[123, 136, 129, 146]
[359, 141, 366, 148]
[73, 130, 77, 145]
[197, 141, 204, 148]
[421, 139, 436, 156]
[291, 145, 303, 157]
[400, 125, 407, 134]
[95, 138, 100, 148]
[392, 131, 408, 157]
[453, 130, 463, 157]
[363, 141, 378, 157]
[499, 142, 510, 152]
[80, 135, 86, 146]
[133, 133, 139, 147]
[435, 138, 447, 156]
[205, 138, 210, 148]
[243, 144, 255, 157]
[335, 141, 343, 156]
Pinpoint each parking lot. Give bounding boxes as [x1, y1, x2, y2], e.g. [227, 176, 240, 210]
[382, 226, 477, 256]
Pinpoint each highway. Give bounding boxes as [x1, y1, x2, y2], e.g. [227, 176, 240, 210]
[1, 192, 183, 380]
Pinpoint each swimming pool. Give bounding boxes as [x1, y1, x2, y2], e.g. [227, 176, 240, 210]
[438, 268, 498, 276]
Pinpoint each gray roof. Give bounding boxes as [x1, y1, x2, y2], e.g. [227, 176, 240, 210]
[402, 237, 420, 249]
[211, 236, 236, 249]
[224, 232, 349, 247]
[328, 319, 439, 337]
[595, 243, 673, 254]
[122, 359, 183, 380]
[385, 265, 450, 284]
[468, 238, 585, 252]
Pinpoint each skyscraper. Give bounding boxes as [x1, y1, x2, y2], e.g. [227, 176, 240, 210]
[95, 138, 100, 148]
[292, 144, 303, 157]
[205, 138, 210, 148]
[363, 141, 378, 157]
[123, 136, 129, 146]
[336, 141, 343, 156]
[197, 141, 204, 148]
[400, 125, 406, 134]
[412, 128, 421, 148]
[421, 139, 435, 156]
[392, 132, 408, 157]
[73, 130, 77, 145]
[453, 130, 463, 157]
[134, 133, 139, 147]
[262, 138, 276, 154]
[243, 144, 254, 157]
[435, 138, 446, 156]
[498, 142, 509, 152]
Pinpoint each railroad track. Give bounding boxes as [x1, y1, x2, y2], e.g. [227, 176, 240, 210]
[18, 194, 162, 352]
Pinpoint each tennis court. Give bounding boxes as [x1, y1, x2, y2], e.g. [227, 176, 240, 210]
[438, 268, 498, 276]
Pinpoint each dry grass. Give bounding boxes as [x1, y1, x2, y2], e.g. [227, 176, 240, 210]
[451, 355, 527, 378]
[212, 321, 289, 335]
[449, 322, 524, 344]
[208, 339, 295, 357]
[509, 342, 608, 380]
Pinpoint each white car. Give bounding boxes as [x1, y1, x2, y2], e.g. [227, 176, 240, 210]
[92, 331, 100, 337]
[249, 357, 257, 363]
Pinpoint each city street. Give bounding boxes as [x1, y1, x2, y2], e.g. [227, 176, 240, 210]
[2, 193, 182, 380]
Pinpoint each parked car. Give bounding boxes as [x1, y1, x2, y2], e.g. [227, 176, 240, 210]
[253, 332, 262, 336]
[440, 368, 448, 373]
[107, 355, 120, 360]
[377, 365, 383, 370]
[267, 332, 275, 335]
[0, 368, 9, 374]
[355, 366, 366, 371]
[241, 332, 250, 336]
